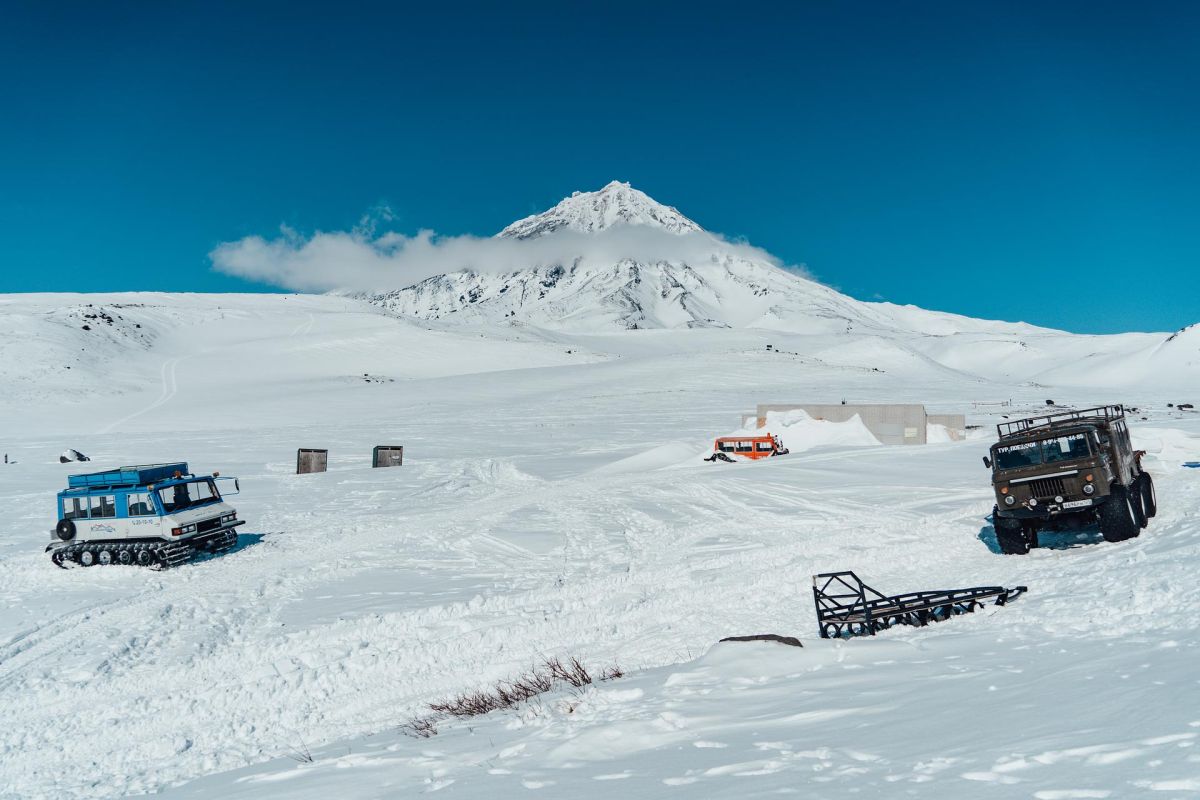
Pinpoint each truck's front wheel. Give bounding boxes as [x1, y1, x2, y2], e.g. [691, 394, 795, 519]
[994, 508, 1030, 555]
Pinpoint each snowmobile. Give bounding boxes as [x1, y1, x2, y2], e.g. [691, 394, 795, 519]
[47, 463, 244, 568]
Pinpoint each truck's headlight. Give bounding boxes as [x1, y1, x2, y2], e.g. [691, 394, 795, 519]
[1005, 495, 1015, 505]
[1083, 483, 1095, 495]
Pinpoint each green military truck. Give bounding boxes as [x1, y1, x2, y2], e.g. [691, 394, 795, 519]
[984, 405, 1156, 554]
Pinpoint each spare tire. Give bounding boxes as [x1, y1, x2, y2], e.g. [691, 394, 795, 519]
[55, 519, 76, 541]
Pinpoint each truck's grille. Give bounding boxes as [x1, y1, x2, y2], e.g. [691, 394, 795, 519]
[196, 517, 222, 534]
[1028, 477, 1066, 499]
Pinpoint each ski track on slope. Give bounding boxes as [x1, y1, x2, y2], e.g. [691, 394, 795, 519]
[96, 357, 182, 435]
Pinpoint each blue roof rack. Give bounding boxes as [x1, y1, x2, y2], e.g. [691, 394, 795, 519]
[67, 463, 190, 489]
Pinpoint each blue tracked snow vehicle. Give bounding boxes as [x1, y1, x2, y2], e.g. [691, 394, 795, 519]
[48, 463, 244, 568]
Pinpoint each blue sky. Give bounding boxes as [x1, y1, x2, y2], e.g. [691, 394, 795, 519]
[2, 1, 1197, 334]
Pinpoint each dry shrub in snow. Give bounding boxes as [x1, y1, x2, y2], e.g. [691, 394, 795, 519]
[412, 656, 622, 734]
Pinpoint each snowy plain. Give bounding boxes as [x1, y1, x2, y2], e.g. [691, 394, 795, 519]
[0, 289, 1198, 800]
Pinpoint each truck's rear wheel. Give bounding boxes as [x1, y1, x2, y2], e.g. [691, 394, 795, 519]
[1099, 484, 1140, 542]
[1137, 473, 1157, 519]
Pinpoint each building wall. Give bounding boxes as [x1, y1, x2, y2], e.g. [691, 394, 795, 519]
[756, 403, 929, 445]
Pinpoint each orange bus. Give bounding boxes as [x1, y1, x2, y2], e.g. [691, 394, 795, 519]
[705, 434, 789, 462]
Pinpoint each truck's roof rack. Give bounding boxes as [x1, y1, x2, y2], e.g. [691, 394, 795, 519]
[996, 405, 1124, 439]
[66, 463, 190, 490]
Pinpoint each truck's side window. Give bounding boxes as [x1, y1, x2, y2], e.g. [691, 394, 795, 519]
[62, 497, 88, 519]
[90, 495, 116, 518]
[127, 492, 155, 517]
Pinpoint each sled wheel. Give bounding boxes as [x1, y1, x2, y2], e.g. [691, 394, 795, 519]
[136, 549, 153, 566]
[55, 519, 76, 541]
[1099, 484, 1139, 542]
[118, 549, 133, 565]
[97, 550, 113, 566]
[79, 550, 96, 567]
[1138, 473, 1157, 519]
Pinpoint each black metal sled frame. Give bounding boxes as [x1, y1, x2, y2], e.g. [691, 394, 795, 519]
[813, 571, 1027, 639]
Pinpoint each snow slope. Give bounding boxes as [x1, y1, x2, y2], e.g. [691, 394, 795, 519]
[0, 292, 1198, 800]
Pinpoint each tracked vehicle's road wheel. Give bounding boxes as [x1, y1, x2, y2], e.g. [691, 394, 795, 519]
[1100, 484, 1140, 542]
[98, 549, 113, 565]
[136, 549, 153, 566]
[79, 550, 96, 567]
[118, 550, 132, 565]
[1137, 473, 1157, 520]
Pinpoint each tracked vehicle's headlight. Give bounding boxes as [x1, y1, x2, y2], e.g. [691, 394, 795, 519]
[1028, 498, 1038, 507]
[1083, 483, 1095, 495]
[1005, 495, 1015, 505]
[1055, 495, 1064, 503]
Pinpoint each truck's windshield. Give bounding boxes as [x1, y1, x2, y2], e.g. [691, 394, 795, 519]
[994, 433, 1091, 470]
[1042, 433, 1092, 464]
[157, 479, 220, 513]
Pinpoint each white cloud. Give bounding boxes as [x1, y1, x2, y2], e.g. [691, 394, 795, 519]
[210, 223, 799, 292]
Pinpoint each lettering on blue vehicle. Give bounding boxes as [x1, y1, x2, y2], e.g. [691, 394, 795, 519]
[131, 519, 158, 526]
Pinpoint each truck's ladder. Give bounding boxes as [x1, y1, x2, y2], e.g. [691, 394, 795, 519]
[996, 405, 1124, 438]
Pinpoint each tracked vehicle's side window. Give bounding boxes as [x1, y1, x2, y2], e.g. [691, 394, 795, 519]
[62, 497, 88, 519]
[90, 495, 116, 518]
[127, 492, 155, 516]
[187, 481, 216, 504]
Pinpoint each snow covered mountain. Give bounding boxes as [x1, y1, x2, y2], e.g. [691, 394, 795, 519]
[498, 180, 703, 239]
[364, 181, 1026, 335]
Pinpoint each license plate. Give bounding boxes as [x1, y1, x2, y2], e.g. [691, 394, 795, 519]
[1062, 499, 1091, 509]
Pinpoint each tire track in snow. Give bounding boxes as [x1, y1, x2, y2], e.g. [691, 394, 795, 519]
[290, 313, 315, 337]
[96, 356, 182, 434]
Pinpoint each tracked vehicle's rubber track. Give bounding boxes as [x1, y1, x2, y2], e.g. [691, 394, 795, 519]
[48, 528, 239, 570]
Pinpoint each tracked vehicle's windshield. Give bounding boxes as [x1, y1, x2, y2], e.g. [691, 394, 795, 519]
[157, 479, 220, 513]
[995, 433, 1091, 470]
